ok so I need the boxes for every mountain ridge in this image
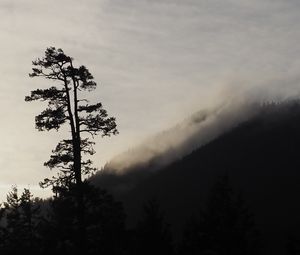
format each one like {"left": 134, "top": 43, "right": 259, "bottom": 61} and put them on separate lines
{"left": 91, "top": 99, "right": 300, "bottom": 254}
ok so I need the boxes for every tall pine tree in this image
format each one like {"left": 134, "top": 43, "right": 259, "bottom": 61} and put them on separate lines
{"left": 25, "top": 47, "right": 118, "bottom": 251}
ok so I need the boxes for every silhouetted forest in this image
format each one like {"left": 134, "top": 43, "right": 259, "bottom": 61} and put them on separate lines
{"left": 17, "top": 47, "right": 300, "bottom": 255}
{"left": 91, "top": 100, "right": 300, "bottom": 255}
{"left": 1, "top": 101, "right": 300, "bottom": 254}
{"left": 0, "top": 175, "right": 265, "bottom": 255}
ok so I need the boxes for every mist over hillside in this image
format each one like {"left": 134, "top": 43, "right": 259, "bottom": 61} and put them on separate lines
{"left": 103, "top": 102, "right": 258, "bottom": 173}
{"left": 92, "top": 94, "right": 298, "bottom": 193}
{"left": 91, "top": 99, "right": 300, "bottom": 254}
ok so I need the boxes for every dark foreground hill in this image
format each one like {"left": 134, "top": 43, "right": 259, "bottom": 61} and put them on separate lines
{"left": 92, "top": 100, "right": 300, "bottom": 254}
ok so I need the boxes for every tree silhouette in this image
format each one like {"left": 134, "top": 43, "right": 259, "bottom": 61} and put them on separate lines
{"left": 39, "top": 181, "right": 126, "bottom": 255}
{"left": 286, "top": 235, "right": 300, "bottom": 255}
{"left": 25, "top": 47, "right": 118, "bottom": 251}
{"left": 2, "top": 187, "right": 41, "bottom": 254}
{"left": 132, "top": 199, "right": 174, "bottom": 255}
{"left": 19, "top": 188, "right": 42, "bottom": 251}
{"left": 180, "top": 176, "right": 261, "bottom": 255}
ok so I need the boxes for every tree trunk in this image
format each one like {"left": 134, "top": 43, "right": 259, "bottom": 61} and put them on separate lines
{"left": 73, "top": 137, "right": 86, "bottom": 253}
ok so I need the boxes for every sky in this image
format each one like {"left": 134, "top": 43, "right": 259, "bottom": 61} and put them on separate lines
{"left": 1, "top": 0, "right": 300, "bottom": 200}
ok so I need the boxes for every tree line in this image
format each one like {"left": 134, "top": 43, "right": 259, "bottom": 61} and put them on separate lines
{"left": 2, "top": 47, "right": 295, "bottom": 254}
{"left": 0, "top": 175, "right": 272, "bottom": 255}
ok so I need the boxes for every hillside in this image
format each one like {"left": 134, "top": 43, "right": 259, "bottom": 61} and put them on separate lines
{"left": 92, "top": 100, "right": 300, "bottom": 254}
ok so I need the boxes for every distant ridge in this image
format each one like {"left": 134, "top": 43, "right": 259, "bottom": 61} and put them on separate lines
{"left": 92, "top": 99, "right": 300, "bottom": 193}
{"left": 91, "top": 99, "right": 300, "bottom": 254}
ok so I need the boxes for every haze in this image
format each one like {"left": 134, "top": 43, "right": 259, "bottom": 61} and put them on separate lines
{"left": 1, "top": 0, "right": 300, "bottom": 200}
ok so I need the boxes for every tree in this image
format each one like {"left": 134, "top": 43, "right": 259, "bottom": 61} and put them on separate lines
{"left": 19, "top": 188, "right": 41, "bottom": 250}
{"left": 132, "top": 199, "right": 174, "bottom": 255}
{"left": 286, "top": 235, "right": 300, "bottom": 255}
{"left": 39, "top": 182, "right": 126, "bottom": 255}
{"left": 2, "top": 187, "right": 41, "bottom": 254}
{"left": 180, "top": 176, "right": 261, "bottom": 255}
{"left": 25, "top": 47, "right": 118, "bottom": 251}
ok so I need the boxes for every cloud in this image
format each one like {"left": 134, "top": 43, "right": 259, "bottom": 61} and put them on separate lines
{"left": 0, "top": 0, "right": 300, "bottom": 199}
{"left": 104, "top": 76, "right": 300, "bottom": 176}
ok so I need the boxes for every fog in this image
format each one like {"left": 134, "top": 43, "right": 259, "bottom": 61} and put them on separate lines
{"left": 100, "top": 63, "right": 300, "bottom": 175}
{"left": 0, "top": 0, "right": 300, "bottom": 200}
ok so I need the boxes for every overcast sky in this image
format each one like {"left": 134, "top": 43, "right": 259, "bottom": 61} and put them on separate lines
{"left": 1, "top": 0, "right": 300, "bottom": 199}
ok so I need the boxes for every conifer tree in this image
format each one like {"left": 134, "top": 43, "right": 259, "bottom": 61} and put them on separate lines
{"left": 25, "top": 47, "right": 118, "bottom": 251}
{"left": 19, "top": 188, "right": 41, "bottom": 250}
{"left": 133, "top": 199, "right": 173, "bottom": 255}
{"left": 42, "top": 182, "right": 126, "bottom": 254}
{"left": 3, "top": 187, "right": 40, "bottom": 254}
{"left": 180, "top": 176, "right": 261, "bottom": 255}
